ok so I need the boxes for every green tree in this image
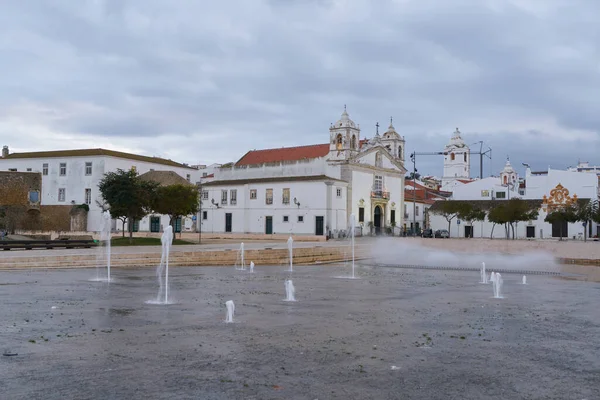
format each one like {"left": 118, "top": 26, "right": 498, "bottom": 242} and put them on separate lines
{"left": 487, "top": 203, "right": 509, "bottom": 239}
{"left": 431, "top": 201, "right": 471, "bottom": 237}
{"left": 544, "top": 205, "right": 578, "bottom": 241}
{"left": 98, "top": 169, "right": 158, "bottom": 243}
{"left": 487, "top": 199, "right": 538, "bottom": 239}
{"left": 504, "top": 199, "right": 539, "bottom": 239}
{"left": 151, "top": 184, "right": 200, "bottom": 237}
{"left": 574, "top": 200, "right": 597, "bottom": 242}
{"left": 592, "top": 200, "right": 600, "bottom": 225}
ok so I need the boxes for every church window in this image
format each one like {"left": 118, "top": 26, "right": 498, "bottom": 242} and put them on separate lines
{"left": 283, "top": 216, "right": 289, "bottom": 222}
{"left": 503, "top": 176, "right": 508, "bottom": 184}
{"left": 374, "top": 175, "right": 383, "bottom": 192}
{"left": 336, "top": 188, "right": 342, "bottom": 197}
{"left": 336, "top": 134, "right": 343, "bottom": 150}
{"left": 464, "top": 153, "right": 467, "bottom": 162}
{"left": 398, "top": 145, "right": 402, "bottom": 158}
{"left": 282, "top": 188, "right": 290, "bottom": 204}
{"left": 250, "top": 189, "right": 257, "bottom": 200}
{"left": 351, "top": 135, "right": 357, "bottom": 149}
{"left": 298, "top": 215, "right": 304, "bottom": 222}
{"left": 358, "top": 207, "right": 365, "bottom": 223}
{"left": 450, "top": 153, "right": 455, "bottom": 161}
{"left": 375, "top": 152, "right": 383, "bottom": 168}
{"left": 265, "top": 189, "right": 273, "bottom": 205}
{"left": 391, "top": 209, "right": 396, "bottom": 224}
{"left": 221, "top": 190, "right": 228, "bottom": 205}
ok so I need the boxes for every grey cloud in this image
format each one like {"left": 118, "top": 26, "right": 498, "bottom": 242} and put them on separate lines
{"left": 0, "top": 0, "right": 598, "bottom": 176}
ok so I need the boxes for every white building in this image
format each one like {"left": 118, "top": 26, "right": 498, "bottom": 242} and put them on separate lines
{"left": 430, "top": 160, "right": 600, "bottom": 239}
{"left": 200, "top": 109, "right": 407, "bottom": 237}
{"left": 441, "top": 128, "right": 472, "bottom": 191}
{"left": 567, "top": 161, "right": 600, "bottom": 175}
{"left": 403, "top": 180, "right": 447, "bottom": 234}
{"left": 450, "top": 159, "right": 521, "bottom": 201}
{"left": 0, "top": 146, "right": 201, "bottom": 232}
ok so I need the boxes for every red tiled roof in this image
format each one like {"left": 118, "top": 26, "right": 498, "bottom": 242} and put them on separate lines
{"left": 457, "top": 179, "right": 475, "bottom": 184}
{"left": 405, "top": 180, "right": 429, "bottom": 190}
{"left": 236, "top": 144, "right": 330, "bottom": 166}
{"left": 404, "top": 189, "right": 439, "bottom": 205}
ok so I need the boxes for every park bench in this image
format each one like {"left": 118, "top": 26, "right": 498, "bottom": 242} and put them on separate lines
{"left": 0, "top": 239, "right": 97, "bottom": 251}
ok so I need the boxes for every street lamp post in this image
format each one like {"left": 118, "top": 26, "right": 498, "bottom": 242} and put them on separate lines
{"left": 410, "top": 152, "right": 417, "bottom": 237}
{"left": 196, "top": 182, "right": 203, "bottom": 245}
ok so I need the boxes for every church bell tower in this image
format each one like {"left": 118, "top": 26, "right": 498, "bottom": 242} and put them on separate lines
{"left": 329, "top": 106, "right": 360, "bottom": 161}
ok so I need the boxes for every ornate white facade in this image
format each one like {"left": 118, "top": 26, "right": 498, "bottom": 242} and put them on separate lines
{"left": 201, "top": 109, "right": 407, "bottom": 237}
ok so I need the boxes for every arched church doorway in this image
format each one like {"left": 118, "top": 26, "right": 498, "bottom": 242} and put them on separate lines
{"left": 374, "top": 206, "right": 382, "bottom": 235}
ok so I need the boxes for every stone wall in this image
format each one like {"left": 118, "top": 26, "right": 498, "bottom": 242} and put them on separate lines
{"left": 39, "top": 205, "right": 72, "bottom": 232}
{"left": 0, "top": 171, "right": 42, "bottom": 232}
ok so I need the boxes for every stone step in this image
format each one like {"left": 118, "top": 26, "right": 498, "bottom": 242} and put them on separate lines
{"left": 0, "top": 246, "right": 371, "bottom": 270}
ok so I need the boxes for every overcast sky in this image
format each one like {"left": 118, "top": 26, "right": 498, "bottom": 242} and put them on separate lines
{"left": 0, "top": 0, "right": 598, "bottom": 177}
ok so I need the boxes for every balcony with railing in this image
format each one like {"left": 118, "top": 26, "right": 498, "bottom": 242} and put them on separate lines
{"left": 370, "top": 189, "right": 390, "bottom": 200}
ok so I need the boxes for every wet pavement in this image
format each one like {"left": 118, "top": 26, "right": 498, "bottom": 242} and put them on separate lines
{"left": 1, "top": 264, "right": 599, "bottom": 400}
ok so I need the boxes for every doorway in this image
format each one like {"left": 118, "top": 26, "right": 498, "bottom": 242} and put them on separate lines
{"left": 315, "top": 216, "right": 324, "bottom": 236}
{"left": 225, "top": 213, "right": 232, "bottom": 233}
{"left": 265, "top": 216, "right": 273, "bottom": 234}
{"left": 551, "top": 220, "right": 568, "bottom": 238}
{"left": 173, "top": 217, "right": 182, "bottom": 233}
{"left": 150, "top": 216, "right": 160, "bottom": 233}
{"left": 464, "top": 225, "right": 473, "bottom": 238}
{"left": 526, "top": 226, "right": 535, "bottom": 238}
{"left": 374, "top": 206, "right": 382, "bottom": 235}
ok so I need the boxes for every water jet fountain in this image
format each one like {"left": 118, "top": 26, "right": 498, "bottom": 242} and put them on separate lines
{"left": 284, "top": 280, "right": 296, "bottom": 302}
{"left": 92, "top": 210, "right": 112, "bottom": 282}
{"left": 249, "top": 261, "right": 255, "bottom": 273}
{"left": 147, "top": 225, "right": 174, "bottom": 304}
{"left": 334, "top": 214, "right": 359, "bottom": 279}
{"left": 225, "top": 300, "right": 235, "bottom": 323}
{"left": 480, "top": 262, "right": 488, "bottom": 284}
{"left": 490, "top": 272, "right": 496, "bottom": 283}
{"left": 235, "top": 243, "right": 246, "bottom": 270}
{"left": 287, "top": 236, "right": 293, "bottom": 272}
{"left": 493, "top": 272, "right": 503, "bottom": 299}
{"left": 522, "top": 275, "right": 527, "bottom": 285}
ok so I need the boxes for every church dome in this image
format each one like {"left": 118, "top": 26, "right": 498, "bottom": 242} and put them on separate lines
{"left": 383, "top": 118, "right": 401, "bottom": 139}
{"left": 333, "top": 107, "right": 357, "bottom": 129}
{"left": 502, "top": 159, "right": 515, "bottom": 174}
{"left": 447, "top": 127, "right": 466, "bottom": 148}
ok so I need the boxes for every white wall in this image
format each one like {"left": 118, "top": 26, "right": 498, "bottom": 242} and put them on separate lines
{"left": 200, "top": 180, "right": 347, "bottom": 235}
{"left": 524, "top": 169, "right": 597, "bottom": 200}
{"left": 451, "top": 176, "right": 519, "bottom": 200}
{"left": 429, "top": 212, "right": 593, "bottom": 240}
{"left": 214, "top": 158, "right": 340, "bottom": 181}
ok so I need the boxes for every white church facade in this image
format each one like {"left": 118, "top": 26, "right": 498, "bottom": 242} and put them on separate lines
{"left": 200, "top": 109, "right": 407, "bottom": 237}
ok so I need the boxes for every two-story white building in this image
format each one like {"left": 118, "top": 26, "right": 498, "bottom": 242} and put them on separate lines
{"left": 200, "top": 109, "right": 407, "bottom": 237}
{"left": 0, "top": 146, "right": 201, "bottom": 232}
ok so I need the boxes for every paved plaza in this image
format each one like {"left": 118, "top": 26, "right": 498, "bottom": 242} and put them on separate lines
{"left": 1, "top": 263, "right": 598, "bottom": 399}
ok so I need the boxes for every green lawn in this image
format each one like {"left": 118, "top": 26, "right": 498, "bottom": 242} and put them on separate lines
{"left": 110, "top": 237, "right": 195, "bottom": 246}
